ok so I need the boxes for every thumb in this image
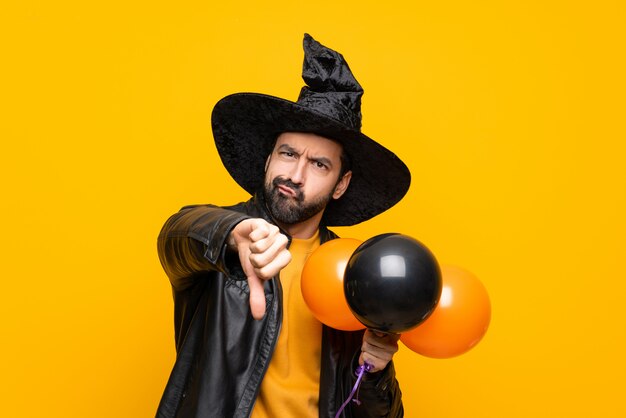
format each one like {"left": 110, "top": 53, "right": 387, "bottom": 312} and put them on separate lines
{"left": 238, "top": 243, "right": 267, "bottom": 320}
{"left": 247, "top": 274, "right": 266, "bottom": 320}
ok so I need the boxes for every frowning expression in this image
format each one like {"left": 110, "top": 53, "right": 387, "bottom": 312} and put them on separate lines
{"left": 263, "top": 132, "right": 351, "bottom": 225}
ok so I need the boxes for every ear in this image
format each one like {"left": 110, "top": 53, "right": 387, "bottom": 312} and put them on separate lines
{"left": 332, "top": 171, "right": 352, "bottom": 200}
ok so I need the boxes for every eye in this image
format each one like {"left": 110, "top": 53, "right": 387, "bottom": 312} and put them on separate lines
{"left": 313, "top": 161, "right": 329, "bottom": 170}
{"left": 280, "top": 151, "right": 296, "bottom": 158}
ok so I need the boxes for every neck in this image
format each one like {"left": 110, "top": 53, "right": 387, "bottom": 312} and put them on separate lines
{"left": 277, "top": 211, "right": 324, "bottom": 239}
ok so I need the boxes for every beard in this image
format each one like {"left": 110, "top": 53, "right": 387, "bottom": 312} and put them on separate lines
{"left": 263, "top": 176, "right": 334, "bottom": 225}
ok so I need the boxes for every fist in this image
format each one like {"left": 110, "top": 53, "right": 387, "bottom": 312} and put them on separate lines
{"left": 359, "top": 330, "right": 400, "bottom": 373}
{"left": 229, "top": 218, "right": 291, "bottom": 319}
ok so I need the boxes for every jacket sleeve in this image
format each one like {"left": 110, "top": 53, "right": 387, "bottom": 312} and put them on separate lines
{"left": 350, "top": 359, "right": 404, "bottom": 418}
{"left": 157, "top": 204, "right": 251, "bottom": 291}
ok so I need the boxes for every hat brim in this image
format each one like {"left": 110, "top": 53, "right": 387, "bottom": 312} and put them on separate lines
{"left": 211, "top": 93, "right": 411, "bottom": 226}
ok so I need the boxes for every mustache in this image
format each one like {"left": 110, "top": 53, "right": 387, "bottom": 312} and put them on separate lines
{"left": 272, "top": 177, "right": 304, "bottom": 202}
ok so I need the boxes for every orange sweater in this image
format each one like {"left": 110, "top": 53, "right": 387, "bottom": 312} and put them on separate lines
{"left": 251, "top": 231, "right": 322, "bottom": 418}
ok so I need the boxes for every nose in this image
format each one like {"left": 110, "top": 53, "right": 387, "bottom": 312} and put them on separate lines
{"left": 289, "top": 159, "right": 306, "bottom": 185}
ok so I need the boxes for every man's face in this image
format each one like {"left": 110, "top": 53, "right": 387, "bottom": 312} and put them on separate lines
{"left": 263, "top": 132, "right": 351, "bottom": 225}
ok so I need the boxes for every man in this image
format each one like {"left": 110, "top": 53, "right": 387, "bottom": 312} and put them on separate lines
{"left": 156, "top": 34, "right": 411, "bottom": 418}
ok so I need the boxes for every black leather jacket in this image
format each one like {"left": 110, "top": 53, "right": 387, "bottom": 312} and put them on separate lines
{"left": 156, "top": 195, "right": 403, "bottom": 418}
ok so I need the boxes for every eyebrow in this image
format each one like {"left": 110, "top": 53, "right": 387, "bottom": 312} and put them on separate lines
{"left": 277, "top": 143, "right": 297, "bottom": 153}
{"left": 277, "top": 143, "right": 334, "bottom": 168}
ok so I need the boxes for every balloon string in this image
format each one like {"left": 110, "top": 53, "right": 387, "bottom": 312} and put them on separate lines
{"left": 334, "top": 362, "right": 373, "bottom": 418}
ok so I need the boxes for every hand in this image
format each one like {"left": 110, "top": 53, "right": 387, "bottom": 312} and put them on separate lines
{"left": 359, "top": 329, "right": 400, "bottom": 373}
{"left": 229, "top": 218, "right": 291, "bottom": 320}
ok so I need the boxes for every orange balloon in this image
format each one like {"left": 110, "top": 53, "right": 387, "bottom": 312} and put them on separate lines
{"left": 401, "top": 265, "right": 491, "bottom": 358}
{"left": 301, "top": 238, "right": 365, "bottom": 331}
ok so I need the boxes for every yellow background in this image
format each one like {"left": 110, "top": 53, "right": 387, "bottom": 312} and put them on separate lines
{"left": 2, "top": 1, "right": 625, "bottom": 417}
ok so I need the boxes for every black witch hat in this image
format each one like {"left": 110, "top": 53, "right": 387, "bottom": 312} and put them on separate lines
{"left": 211, "top": 34, "right": 410, "bottom": 226}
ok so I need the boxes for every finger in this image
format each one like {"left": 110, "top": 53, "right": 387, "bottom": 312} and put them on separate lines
{"left": 359, "top": 345, "right": 394, "bottom": 373}
{"left": 248, "top": 221, "right": 274, "bottom": 243}
{"left": 247, "top": 274, "right": 266, "bottom": 320}
{"left": 254, "top": 248, "right": 292, "bottom": 280}
{"left": 249, "top": 233, "right": 289, "bottom": 269}
{"left": 232, "top": 219, "right": 261, "bottom": 241}
{"left": 362, "top": 339, "right": 396, "bottom": 362}
{"left": 362, "top": 334, "right": 399, "bottom": 357}
{"left": 249, "top": 225, "right": 281, "bottom": 254}
{"left": 359, "top": 352, "right": 385, "bottom": 373}
{"left": 364, "top": 329, "right": 400, "bottom": 347}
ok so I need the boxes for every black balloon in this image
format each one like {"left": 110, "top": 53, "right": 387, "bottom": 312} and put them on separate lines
{"left": 343, "top": 233, "right": 442, "bottom": 333}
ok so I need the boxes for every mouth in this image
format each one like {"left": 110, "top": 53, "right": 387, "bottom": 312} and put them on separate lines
{"left": 272, "top": 178, "right": 304, "bottom": 202}
{"left": 277, "top": 184, "right": 297, "bottom": 198}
